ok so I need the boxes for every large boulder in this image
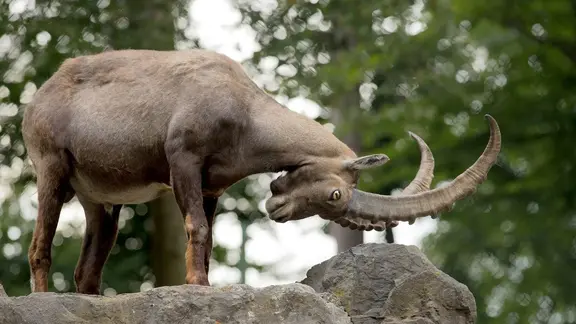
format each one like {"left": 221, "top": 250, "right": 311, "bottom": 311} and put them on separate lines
{"left": 300, "top": 243, "right": 476, "bottom": 324}
{"left": 0, "top": 243, "right": 476, "bottom": 324}
{"left": 0, "top": 283, "right": 350, "bottom": 324}
{"left": 381, "top": 270, "right": 476, "bottom": 324}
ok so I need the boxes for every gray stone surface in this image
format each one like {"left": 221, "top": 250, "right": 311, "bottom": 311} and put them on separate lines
{"left": 381, "top": 270, "right": 476, "bottom": 324}
{"left": 300, "top": 243, "right": 476, "bottom": 324}
{"left": 0, "top": 243, "right": 476, "bottom": 324}
{"left": 0, "top": 283, "right": 351, "bottom": 324}
{"left": 382, "top": 319, "right": 434, "bottom": 324}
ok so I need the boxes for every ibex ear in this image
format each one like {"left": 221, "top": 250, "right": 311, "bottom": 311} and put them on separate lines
{"left": 343, "top": 154, "right": 390, "bottom": 170}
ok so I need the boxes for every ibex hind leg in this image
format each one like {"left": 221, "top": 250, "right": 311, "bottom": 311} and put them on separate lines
{"left": 28, "top": 150, "right": 72, "bottom": 293}
{"left": 74, "top": 195, "right": 121, "bottom": 295}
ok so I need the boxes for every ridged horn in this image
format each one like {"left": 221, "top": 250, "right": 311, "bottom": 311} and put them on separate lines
{"left": 334, "top": 131, "right": 435, "bottom": 231}
{"left": 344, "top": 114, "right": 501, "bottom": 223}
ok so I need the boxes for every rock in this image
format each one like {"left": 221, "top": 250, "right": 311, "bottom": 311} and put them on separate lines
{"left": 300, "top": 243, "right": 438, "bottom": 323}
{"left": 382, "top": 270, "right": 476, "bottom": 324}
{"left": 0, "top": 243, "right": 476, "bottom": 324}
{"left": 382, "top": 319, "right": 434, "bottom": 324}
{"left": 0, "top": 283, "right": 351, "bottom": 324}
{"left": 300, "top": 243, "right": 476, "bottom": 324}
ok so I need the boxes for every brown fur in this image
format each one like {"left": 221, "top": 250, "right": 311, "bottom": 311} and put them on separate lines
{"left": 22, "top": 49, "right": 390, "bottom": 294}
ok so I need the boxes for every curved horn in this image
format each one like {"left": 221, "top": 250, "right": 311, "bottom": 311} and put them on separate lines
{"left": 401, "top": 131, "right": 435, "bottom": 195}
{"left": 345, "top": 114, "right": 501, "bottom": 223}
{"left": 334, "top": 130, "right": 436, "bottom": 231}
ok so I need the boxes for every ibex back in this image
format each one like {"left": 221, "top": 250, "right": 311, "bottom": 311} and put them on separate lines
{"left": 21, "top": 49, "right": 501, "bottom": 294}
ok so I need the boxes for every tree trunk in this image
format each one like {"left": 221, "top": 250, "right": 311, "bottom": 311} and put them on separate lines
{"left": 328, "top": 93, "right": 364, "bottom": 253}
{"left": 148, "top": 193, "right": 186, "bottom": 286}
{"left": 328, "top": 222, "right": 364, "bottom": 253}
{"left": 107, "top": 0, "right": 188, "bottom": 287}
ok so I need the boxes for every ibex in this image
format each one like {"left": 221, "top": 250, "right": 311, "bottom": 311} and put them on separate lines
{"left": 21, "top": 49, "right": 501, "bottom": 295}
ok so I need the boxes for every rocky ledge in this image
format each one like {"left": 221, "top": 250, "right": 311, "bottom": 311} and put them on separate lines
{"left": 0, "top": 244, "right": 476, "bottom": 324}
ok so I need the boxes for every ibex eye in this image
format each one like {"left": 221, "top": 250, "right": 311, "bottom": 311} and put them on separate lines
{"left": 330, "top": 189, "right": 341, "bottom": 200}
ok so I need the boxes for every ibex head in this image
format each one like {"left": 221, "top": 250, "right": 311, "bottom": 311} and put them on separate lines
{"left": 265, "top": 154, "right": 388, "bottom": 221}
{"left": 266, "top": 115, "right": 501, "bottom": 230}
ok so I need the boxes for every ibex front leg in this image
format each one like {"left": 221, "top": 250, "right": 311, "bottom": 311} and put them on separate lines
{"left": 168, "top": 152, "right": 210, "bottom": 286}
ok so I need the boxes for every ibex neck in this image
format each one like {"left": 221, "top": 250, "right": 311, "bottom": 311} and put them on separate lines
{"left": 240, "top": 99, "right": 356, "bottom": 175}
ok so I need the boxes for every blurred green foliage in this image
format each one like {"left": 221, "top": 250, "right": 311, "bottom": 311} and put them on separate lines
{"left": 238, "top": 0, "right": 576, "bottom": 322}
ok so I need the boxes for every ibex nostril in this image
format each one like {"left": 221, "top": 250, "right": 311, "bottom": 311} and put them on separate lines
{"left": 270, "top": 180, "right": 281, "bottom": 195}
